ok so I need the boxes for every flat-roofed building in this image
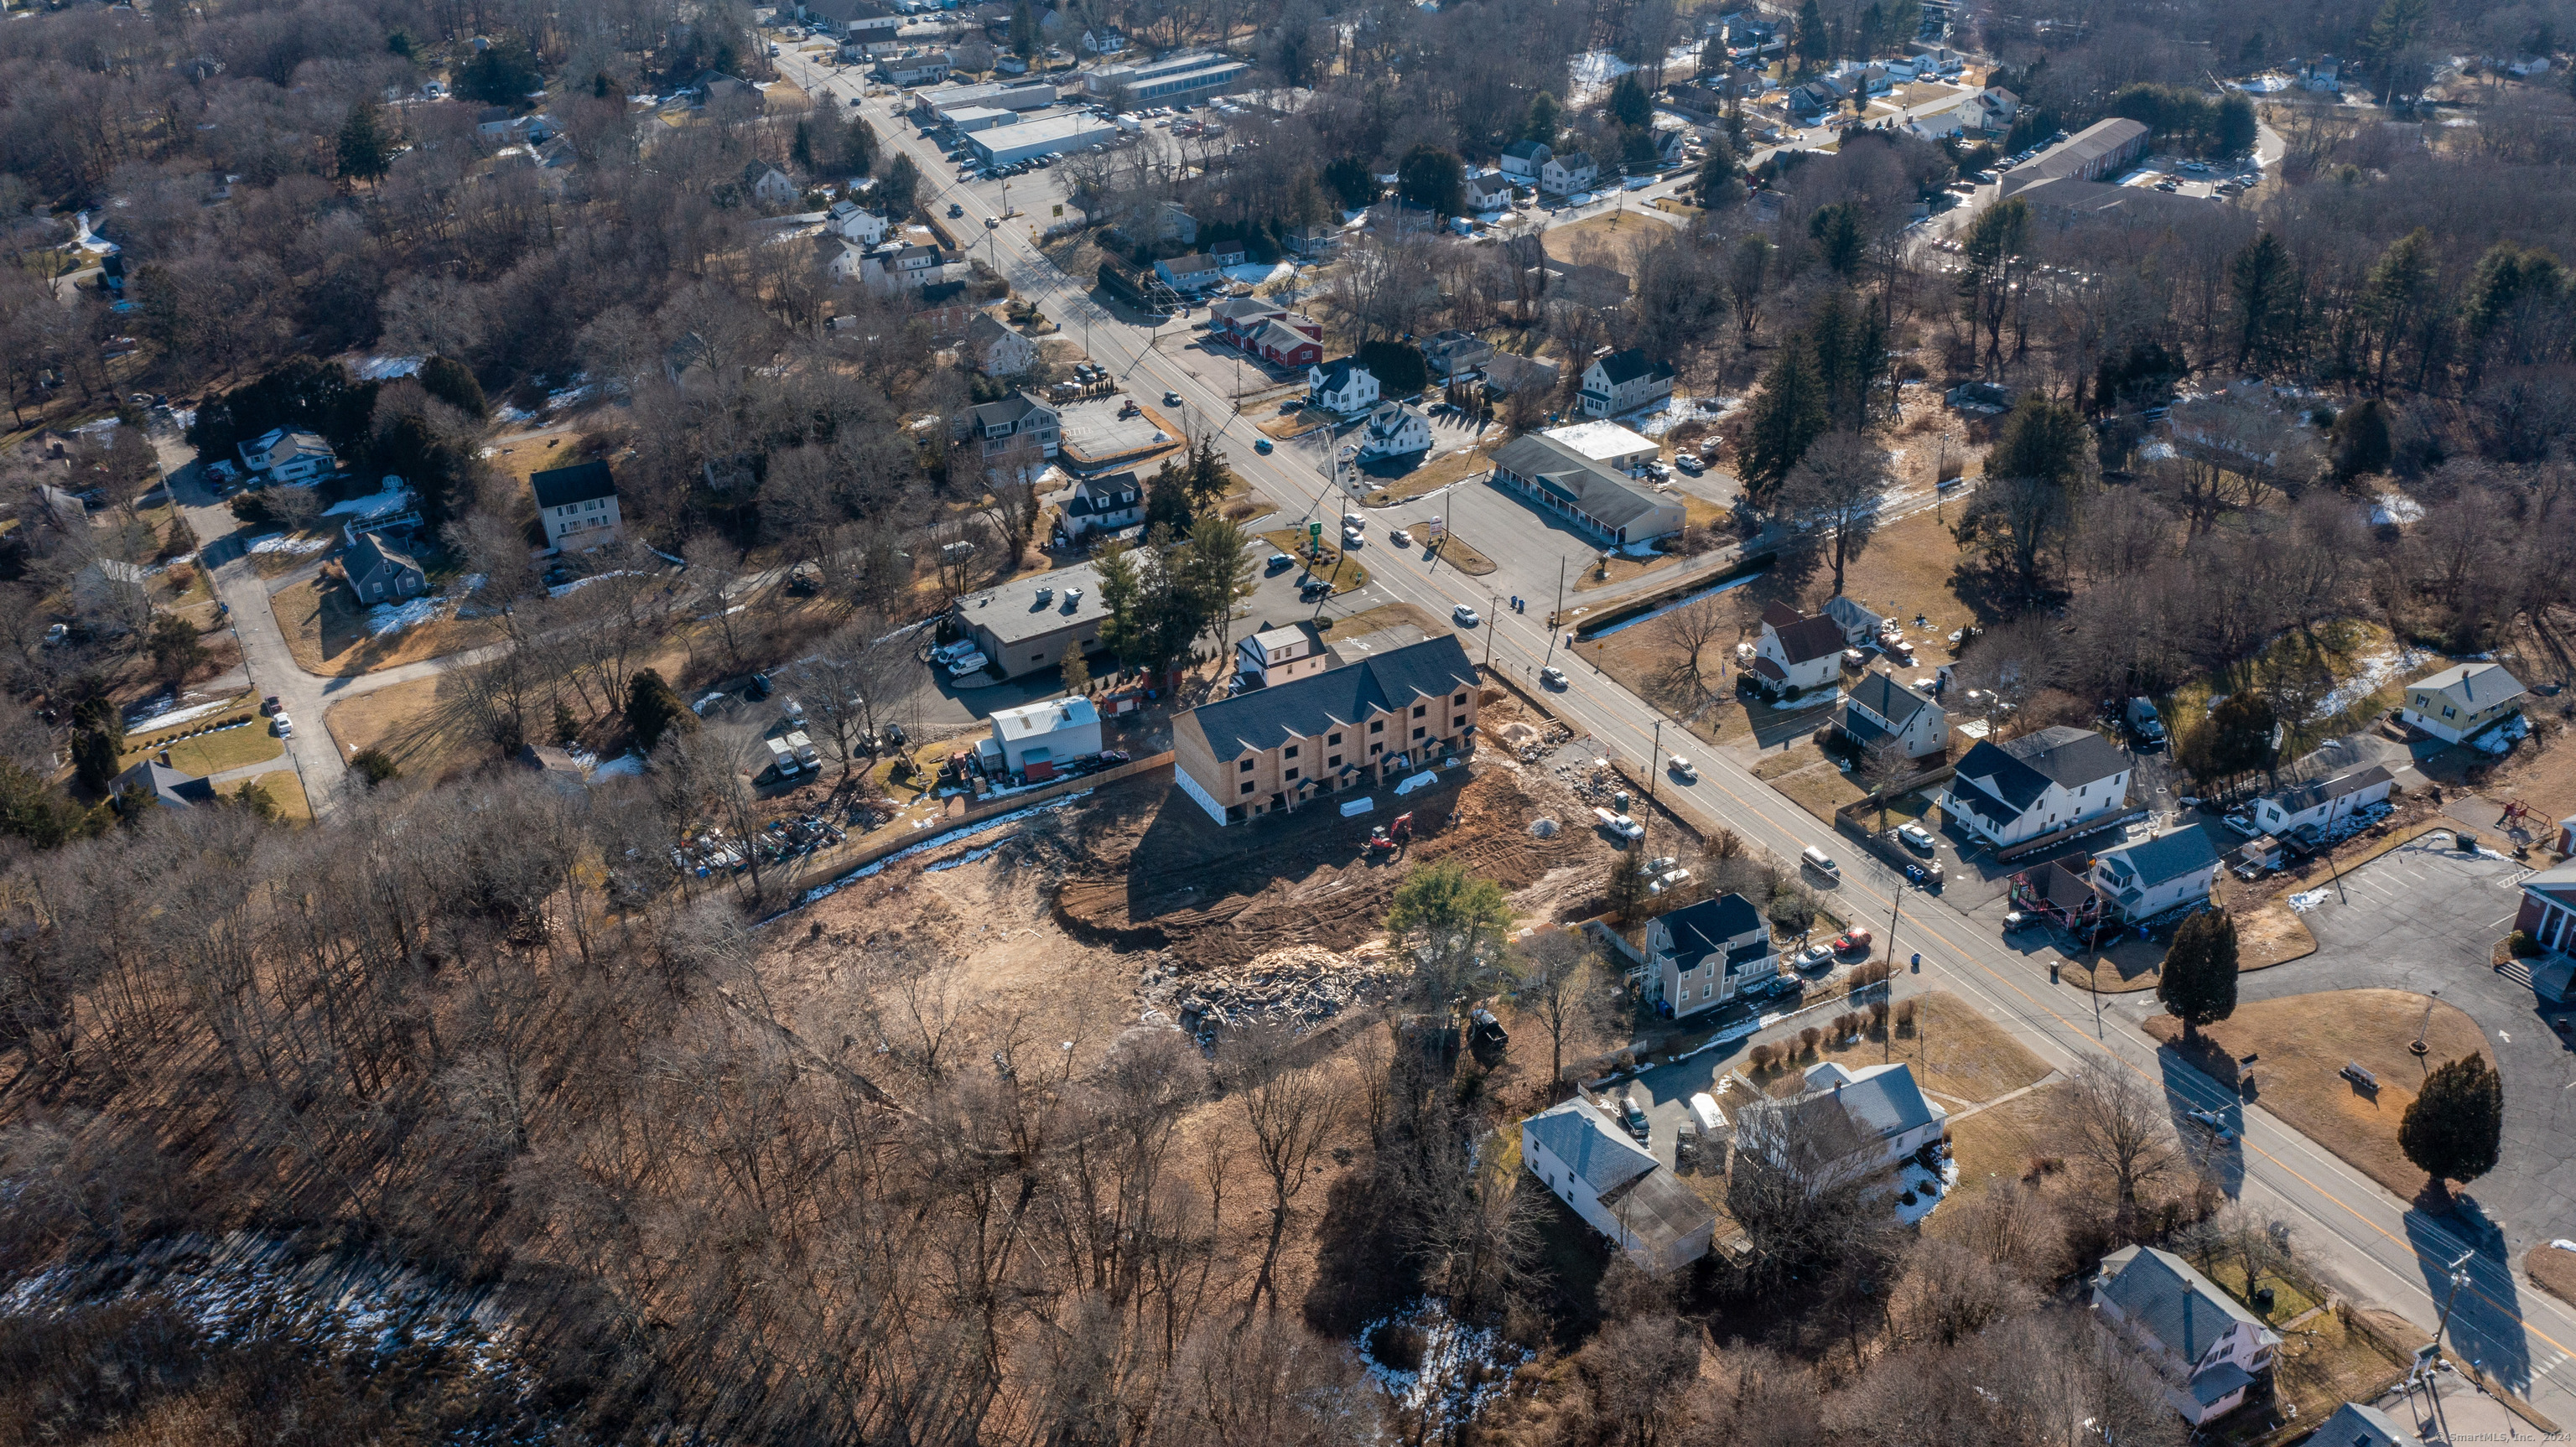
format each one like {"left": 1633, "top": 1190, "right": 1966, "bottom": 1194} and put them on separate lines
{"left": 968, "top": 112, "right": 1121, "bottom": 165}
{"left": 948, "top": 563, "right": 1108, "bottom": 679}
{"left": 1487, "top": 431, "right": 1685, "bottom": 547}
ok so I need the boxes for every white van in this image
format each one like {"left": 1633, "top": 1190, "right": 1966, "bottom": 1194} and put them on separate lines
{"left": 766, "top": 737, "right": 802, "bottom": 778}
{"left": 1801, "top": 845, "right": 1839, "bottom": 878}
{"left": 1687, "top": 1092, "right": 1727, "bottom": 1137}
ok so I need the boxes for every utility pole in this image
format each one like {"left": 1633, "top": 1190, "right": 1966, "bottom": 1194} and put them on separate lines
{"left": 1484, "top": 592, "right": 1501, "bottom": 669}
{"left": 1545, "top": 557, "right": 1567, "bottom": 661}
{"left": 1644, "top": 718, "right": 1662, "bottom": 854}
{"left": 2432, "top": 1248, "right": 2475, "bottom": 1362}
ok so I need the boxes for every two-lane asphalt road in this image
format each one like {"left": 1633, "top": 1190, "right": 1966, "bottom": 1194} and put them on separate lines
{"left": 787, "top": 54, "right": 2576, "bottom": 1420}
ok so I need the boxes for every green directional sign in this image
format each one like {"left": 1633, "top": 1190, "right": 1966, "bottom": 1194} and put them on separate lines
{"left": 1309, "top": 521, "right": 1322, "bottom": 537}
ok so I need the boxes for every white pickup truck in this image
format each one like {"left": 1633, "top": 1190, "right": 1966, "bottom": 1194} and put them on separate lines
{"left": 1592, "top": 806, "right": 1644, "bottom": 841}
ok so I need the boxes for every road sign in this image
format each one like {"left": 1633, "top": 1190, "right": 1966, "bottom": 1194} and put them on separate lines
{"left": 1308, "top": 521, "right": 1322, "bottom": 537}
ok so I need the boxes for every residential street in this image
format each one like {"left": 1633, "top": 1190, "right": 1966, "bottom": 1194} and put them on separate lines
{"left": 787, "top": 51, "right": 2576, "bottom": 1423}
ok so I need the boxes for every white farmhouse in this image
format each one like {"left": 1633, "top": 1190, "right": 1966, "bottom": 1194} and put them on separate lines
{"left": 1939, "top": 725, "right": 2132, "bottom": 848}
{"left": 2086, "top": 830, "right": 2221, "bottom": 923}
{"left": 1836, "top": 672, "right": 1947, "bottom": 759}
{"left": 1498, "top": 139, "right": 1551, "bottom": 179}
{"left": 2091, "top": 1246, "right": 2281, "bottom": 1424}
{"left": 963, "top": 313, "right": 1037, "bottom": 377}
{"left": 1539, "top": 148, "right": 1599, "bottom": 196}
{"left": 1734, "top": 1061, "right": 1948, "bottom": 1183}
{"left": 2251, "top": 764, "right": 2395, "bottom": 839}
{"left": 1306, "top": 357, "right": 1381, "bottom": 414}
{"left": 1750, "top": 601, "right": 1848, "bottom": 699}
{"left": 828, "top": 200, "right": 890, "bottom": 245}
{"left": 236, "top": 428, "right": 337, "bottom": 486}
{"left": 530, "top": 459, "right": 621, "bottom": 551}
{"left": 1519, "top": 1098, "right": 1716, "bottom": 1274}
{"left": 1354, "top": 400, "right": 1431, "bottom": 459}
{"left": 2398, "top": 662, "right": 2527, "bottom": 744}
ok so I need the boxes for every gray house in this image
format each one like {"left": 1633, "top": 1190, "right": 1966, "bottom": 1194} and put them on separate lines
{"left": 1836, "top": 672, "right": 1947, "bottom": 759}
{"left": 111, "top": 759, "right": 217, "bottom": 811}
{"left": 343, "top": 531, "right": 428, "bottom": 604}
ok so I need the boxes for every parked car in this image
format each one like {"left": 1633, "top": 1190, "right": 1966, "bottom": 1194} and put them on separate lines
{"left": 1897, "top": 822, "right": 1937, "bottom": 853}
{"left": 272, "top": 713, "right": 294, "bottom": 738}
{"left": 2223, "top": 812, "right": 2261, "bottom": 838}
{"left": 1620, "top": 1096, "right": 1651, "bottom": 1139}
{"left": 1833, "top": 926, "right": 1874, "bottom": 954}
{"left": 1265, "top": 552, "right": 1295, "bottom": 571}
{"left": 1795, "top": 943, "right": 1836, "bottom": 970}
{"left": 259, "top": 695, "right": 282, "bottom": 716}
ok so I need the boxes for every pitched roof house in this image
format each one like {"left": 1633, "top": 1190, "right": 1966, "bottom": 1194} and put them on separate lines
{"left": 2309, "top": 1403, "right": 2423, "bottom": 1447}
{"left": 1153, "top": 252, "right": 1226, "bottom": 293}
{"left": 2091, "top": 1246, "right": 2281, "bottom": 1424}
{"left": 1579, "top": 349, "right": 1676, "bottom": 418}
{"left": 1498, "top": 139, "right": 1552, "bottom": 179}
{"left": 1422, "top": 329, "right": 1495, "bottom": 378}
{"left": 968, "top": 392, "right": 1062, "bottom": 459}
{"left": 1057, "top": 470, "right": 1141, "bottom": 541}
{"left": 1735, "top": 1061, "right": 1948, "bottom": 1185}
{"left": 2085, "top": 829, "right": 2221, "bottom": 922}
{"left": 1355, "top": 400, "right": 1431, "bottom": 459}
{"left": 530, "top": 459, "right": 622, "bottom": 551}
{"left": 1649, "top": 892, "right": 1778, "bottom": 1019}
{"left": 2252, "top": 764, "right": 2395, "bottom": 839}
{"left": 1836, "top": 671, "right": 1946, "bottom": 759}
{"left": 1940, "top": 726, "right": 2132, "bottom": 848}
{"left": 1539, "top": 149, "right": 1598, "bottom": 196}
{"left": 111, "top": 759, "right": 217, "bottom": 811}
{"left": 342, "top": 531, "right": 428, "bottom": 604}
{"left": 1751, "top": 602, "right": 1848, "bottom": 698}
{"left": 1520, "top": 1098, "right": 1716, "bottom": 1273}
{"left": 963, "top": 313, "right": 1037, "bottom": 376}
{"left": 741, "top": 161, "right": 800, "bottom": 210}
{"left": 1171, "top": 635, "right": 1479, "bottom": 824}
{"left": 2398, "top": 661, "right": 2527, "bottom": 744}
{"left": 2511, "top": 859, "right": 2576, "bottom": 973}
{"left": 1307, "top": 357, "right": 1382, "bottom": 413}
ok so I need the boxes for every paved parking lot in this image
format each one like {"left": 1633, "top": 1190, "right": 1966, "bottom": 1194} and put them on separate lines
{"left": 2118, "top": 834, "right": 2576, "bottom": 1234}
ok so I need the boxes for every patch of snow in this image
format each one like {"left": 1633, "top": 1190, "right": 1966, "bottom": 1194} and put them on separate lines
{"left": 127, "top": 697, "right": 234, "bottom": 732}
{"left": 1637, "top": 396, "right": 1737, "bottom": 438}
{"left": 351, "top": 355, "right": 424, "bottom": 380}
{"left": 2287, "top": 889, "right": 2329, "bottom": 912}
{"left": 543, "top": 382, "right": 597, "bottom": 411}
{"left": 548, "top": 569, "right": 641, "bottom": 598}
{"left": 321, "top": 483, "right": 414, "bottom": 519}
{"left": 1222, "top": 260, "right": 1293, "bottom": 286}
{"left": 590, "top": 752, "right": 646, "bottom": 779}
{"left": 2371, "top": 492, "right": 2425, "bottom": 526}
{"left": 1893, "top": 1156, "right": 1959, "bottom": 1225}
{"left": 2311, "top": 646, "right": 2429, "bottom": 721}
{"left": 362, "top": 596, "right": 446, "bottom": 636}
{"left": 1353, "top": 1299, "right": 1530, "bottom": 1434}
{"left": 2139, "top": 439, "right": 2178, "bottom": 460}
{"left": 782, "top": 791, "right": 1094, "bottom": 914}
{"left": 245, "top": 533, "right": 333, "bottom": 555}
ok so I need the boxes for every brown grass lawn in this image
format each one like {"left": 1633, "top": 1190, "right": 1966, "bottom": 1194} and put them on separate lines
{"left": 482, "top": 424, "right": 587, "bottom": 484}
{"left": 1321, "top": 600, "right": 1446, "bottom": 642}
{"left": 1753, "top": 740, "right": 1831, "bottom": 781}
{"left": 325, "top": 675, "right": 469, "bottom": 781}
{"left": 1360, "top": 441, "right": 1496, "bottom": 506}
{"left": 1819, "top": 508, "right": 1982, "bottom": 653}
{"left": 2527, "top": 1243, "right": 2576, "bottom": 1310}
{"left": 1571, "top": 547, "right": 1689, "bottom": 593}
{"left": 1930, "top": 1083, "right": 2064, "bottom": 1201}
{"left": 2145, "top": 989, "right": 2492, "bottom": 1199}
{"left": 1426, "top": 531, "right": 1498, "bottom": 577}
{"left": 1540, "top": 212, "right": 1664, "bottom": 272}
{"left": 1774, "top": 763, "right": 1867, "bottom": 823}
{"left": 245, "top": 769, "right": 313, "bottom": 822}
{"left": 276, "top": 575, "right": 499, "bottom": 677}
{"left": 2057, "top": 892, "right": 2317, "bottom": 996}
{"left": 140, "top": 722, "right": 284, "bottom": 777}
{"left": 1752, "top": 990, "right": 2051, "bottom": 1110}
{"left": 2238, "top": 1309, "right": 2418, "bottom": 1445}
{"left": 1256, "top": 530, "right": 1369, "bottom": 594}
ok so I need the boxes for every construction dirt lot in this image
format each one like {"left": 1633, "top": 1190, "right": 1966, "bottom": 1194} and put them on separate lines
{"left": 752, "top": 692, "right": 1631, "bottom": 1054}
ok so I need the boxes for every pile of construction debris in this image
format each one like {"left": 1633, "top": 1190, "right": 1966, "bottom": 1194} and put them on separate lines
{"left": 1500, "top": 719, "right": 1575, "bottom": 762}
{"left": 1140, "top": 945, "right": 1406, "bottom": 1035}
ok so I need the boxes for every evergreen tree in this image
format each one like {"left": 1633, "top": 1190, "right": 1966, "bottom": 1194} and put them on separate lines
{"left": 2156, "top": 910, "right": 2239, "bottom": 1044}
{"left": 1737, "top": 344, "right": 1829, "bottom": 495}
{"left": 233, "top": 780, "right": 282, "bottom": 821}
{"left": 1060, "top": 648, "right": 1092, "bottom": 695}
{"left": 844, "top": 111, "right": 875, "bottom": 174}
{"left": 418, "top": 355, "right": 488, "bottom": 418}
{"left": 792, "top": 119, "right": 816, "bottom": 172}
{"left": 1989, "top": 393, "right": 2089, "bottom": 486}
{"left": 1795, "top": 0, "right": 1829, "bottom": 70}
{"left": 2231, "top": 231, "right": 2302, "bottom": 373}
{"left": 1396, "top": 144, "right": 1467, "bottom": 215}
{"left": 2332, "top": 397, "right": 2392, "bottom": 479}
{"left": 1808, "top": 201, "right": 1865, "bottom": 277}
{"left": 1524, "top": 90, "right": 1563, "bottom": 146}
{"left": 1607, "top": 73, "right": 1651, "bottom": 127}
{"left": 351, "top": 749, "right": 400, "bottom": 786}
{"left": 1143, "top": 456, "right": 1192, "bottom": 537}
{"left": 2399, "top": 1053, "right": 2503, "bottom": 1188}
{"left": 626, "top": 669, "right": 693, "bottom": 753}
{"left": 1322, "top": 155, "right": 1377, "bottom": 210}
{"left": 458, "top": 37, "right": 543, "bottom": 107}
{"left": 1355, "top": 338, "right": 1431, "bottom": 397}
{"left": 72, "top": 728, "right": 121, "bottom": 796}
{"left": 1606, "top": 844, "right": 1649, "bottom": 924}
{"left": 336, "top": 101, "right": 394, "bottom": 185}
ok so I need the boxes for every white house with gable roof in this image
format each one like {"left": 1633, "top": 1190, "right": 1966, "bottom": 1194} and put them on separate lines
{"left": 1520, "top": 1098, "right": 1716, "bottom": 1273}
{"left": 2091, "top": 1246, "right": 2281, "bottom": 1424}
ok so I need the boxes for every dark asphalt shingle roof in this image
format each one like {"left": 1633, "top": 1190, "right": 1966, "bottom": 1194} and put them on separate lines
{"left": 1311, "top": 356, "right": 1370, "bottom": 394}
{"left": 1590, "top": 348, "right": 1670, "bottom": 387}
{"left": 1488, "top": 432, "right": 1668, "bottom": 532}
{"left": 2097, "top": 1246, "right": 2264, "bottom": 1365}
{"left": 2095, "top": 828, "right": 2220, "bottom": 889}
{"left": 113, "top": 760, "right": 216, "bottom": 809}
{"left": 530, "top": 459, "right": 616, "bottom": 508}
{"left": 1846, "top": 672, "right": 1933, "bottom": 728}
{"left": 1179, "top": 635, "right": 1477, "bottom": 759}
{"left": 1598, "top": 1164, "right": 1714, "bottom": 1254}
{"left": 2268, "top": 764, "right": 2394, "bottom": 815}
{"left": 1954, "top": 726, "right": 2125, "bottom": 812}
{"left": 1650, "top": 892, "right": 1763, "bottom": 972}
{"left": 1524, "top": 1100, "right": 1655, "bottom": 1191}
{"left": 2313, "top": 1403, "right": 2423, "bottom": 1447}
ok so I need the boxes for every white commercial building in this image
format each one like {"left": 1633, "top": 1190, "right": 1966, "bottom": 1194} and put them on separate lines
{"left": 1540, "top": 420, "right": 1659, "bottom": 472}
{"left": 969, "top": 112, "right": 1121, "bottom": 165}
